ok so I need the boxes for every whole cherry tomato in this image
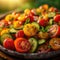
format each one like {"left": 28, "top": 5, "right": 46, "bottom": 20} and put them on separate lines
{"left": 37, "top": 19, "right": 48, "bottom": 27}
{"left": 14, "top": 38, "right": 31, "bottom": 53}
{"left": 3, "top": 38, "right": 15, "bottom": 50}
{"left": 27, "top": 13, "right": 34, "bottom": 22}
{"left": 54, "top": 15, "right": 60, "bottom": 23}
{"left": 16, "top": 30, "right": 24, "bottom": 38}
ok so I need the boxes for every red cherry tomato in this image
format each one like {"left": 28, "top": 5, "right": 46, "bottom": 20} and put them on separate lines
{"left": 48, "top": 24, "right": 60, "bottom": 38}
{"left": 16, "top": 30, "right": 24, "bottom": 38}
{"left": 14, "top": 38, "right": 31, "bottom": 53}
{"left": 3, "top": 38, "right": 15, "bottom": 50}
{"left": 54, "top": 15, "right": 60, "bottom": 23}
{"left": 37, "top": 41, "right": 50, "bottom": 53}
{"left": 28, "top": 13, "right": 34, "bottom": 22}
{"left": 37, "top": 19, "right": 48, "bottom": 27}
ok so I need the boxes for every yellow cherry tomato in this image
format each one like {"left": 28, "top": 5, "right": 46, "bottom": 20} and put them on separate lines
{"left": 23, "top": 24, "right": 37, "bottom": 36}
{"left": 5, "top": 14, "right": 14, "bottom": 21}
{"left": 1, "top": 28, "right": 9, "bottom": 35}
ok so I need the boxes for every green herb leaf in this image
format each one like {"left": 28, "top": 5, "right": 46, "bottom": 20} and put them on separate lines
{"left": 24, "top": 18, "right": 30, "bottom": 25}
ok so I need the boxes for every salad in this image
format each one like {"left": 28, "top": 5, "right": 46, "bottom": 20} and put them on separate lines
{"left": 0, "top": 4, "right": 60, "bottom": 53}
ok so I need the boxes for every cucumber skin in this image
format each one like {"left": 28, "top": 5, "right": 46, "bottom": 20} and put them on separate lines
{"left": 0, "top": 33, "right": 12, "bottom": 44}
{"left": 38, "top": 39, "right": 46, "bottom": 45}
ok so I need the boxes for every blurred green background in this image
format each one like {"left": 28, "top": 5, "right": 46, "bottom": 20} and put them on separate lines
{"left": 0, "top": 0, "right": 60, "bottom": 14}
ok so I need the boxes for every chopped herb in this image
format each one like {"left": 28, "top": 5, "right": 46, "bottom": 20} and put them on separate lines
{"left": 40, "top": 26, "right": 45, "bottom": 32}
{"left": 24, "top": 18, "right": 30, "bottom": 25}
{"left": 48, "top": 45, "right": 51, "bottom": 48}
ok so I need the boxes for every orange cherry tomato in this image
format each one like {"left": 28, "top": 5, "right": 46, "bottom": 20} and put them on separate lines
{"left": 14, "top": 38, "right": 31, "bottom": 53}
{"left": 49, "top": 38, "right": 60, "bottom": 50}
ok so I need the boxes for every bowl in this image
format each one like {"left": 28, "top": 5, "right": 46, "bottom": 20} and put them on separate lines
{"left": 0, "top": 11, "right": 60, "bottom": 59}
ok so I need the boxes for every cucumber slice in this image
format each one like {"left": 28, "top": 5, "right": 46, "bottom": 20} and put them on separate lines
{"left": 9, "top": 28, "right": 17, "bottom": 34}
{"left": 48, "top": 12, "right": 56, "bottom": 18}
{"left": 0, "top": 33, "right": 12, "bottom": 44}
{"left": 32, "top": 22, "right": 40, "bottom": 31}
{"left": 14, "top": 25, "right": 23, "bottom": 30}
{"left": 28, "top": 38, "right": 38, "bottom": 53}
{"left": 38, "top": 39, "right": 46, "bottom": 45}
{"left": 49, "top": 19, "right": 53, "bottom": 25}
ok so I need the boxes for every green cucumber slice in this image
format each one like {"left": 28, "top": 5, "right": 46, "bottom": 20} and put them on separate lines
{"left": 9, "top": 28, "right": 17, "bottom": 34}
{"left": 48, "top": 12, "right": 56, "bottom": 18}
{"left": 49, "top": 19, "right": 53, "bottom": 25}
{"left": 38, "top": 39, "right": 46, "bottom": 45}
{"left": 29, "top": 38, "right": 38, "bottom": 53}
{"left": 14, "top": 25, "right": 23, "bottom": 30}
{"left": 0, "top": 33, "right": 12, "bottom": 44}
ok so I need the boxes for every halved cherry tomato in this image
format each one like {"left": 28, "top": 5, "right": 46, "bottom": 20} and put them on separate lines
{"left": 27, "top": 13, "right": 34, "bottom": 22}
{"left": 37, "top": 19, "right": 48, "bottom": 27}
{"left": 14, "top": 38, "right": 31, "bottom": 53}
{"left": 37, "top": 41, "right": 50, "bottom": 53}
{"left": 3, "top": 38, "right": 15, "bottom": 50}
{"left": 49, "top": 38, "right": 60, "bottom": 50}
{"left": 48, "top": 24, "right": 60, "bottom": 37}
{"left": 16, "top": 30, "right": 24, "bottom": 38}
{"left": 54, "top": 15, "right": 60, "bottom": 23}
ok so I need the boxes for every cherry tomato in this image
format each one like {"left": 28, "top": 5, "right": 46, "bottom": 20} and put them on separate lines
{"left": 49, "top": 7, "right": 58, "bottom": 12}
{"left": 48, "top": 24, "right": 60, "bottom": 37}
{"left": 49, "top": 38, "right": 60, "bottom": 50}
{"left": 37, "top": 19, "right": 48, "bottom": 27}
{"left": 30, "top": 9, "right": 37, "bottom": 15}
{"left": 42, "top": 4, "right": 48, "bottom": 10}
{"left": 3, "top": 38, "right": 15, "bottom": 50}
{"left": 14, "top": 38, "right": 31, "bottom": 53}
{"left": 54, "top": 15, "right": 60, "bottom": 23}
{"left": 16, "top": 30, "right": 24, "bottom": 38}
{"left": 38, "top": 32, "right": 49, "bottom": 39}
{"left": 27, "top": 13, "right": 34, "bottom": 22}
{"left": 37, "top": 41, "right": 50, "bottom": 53}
